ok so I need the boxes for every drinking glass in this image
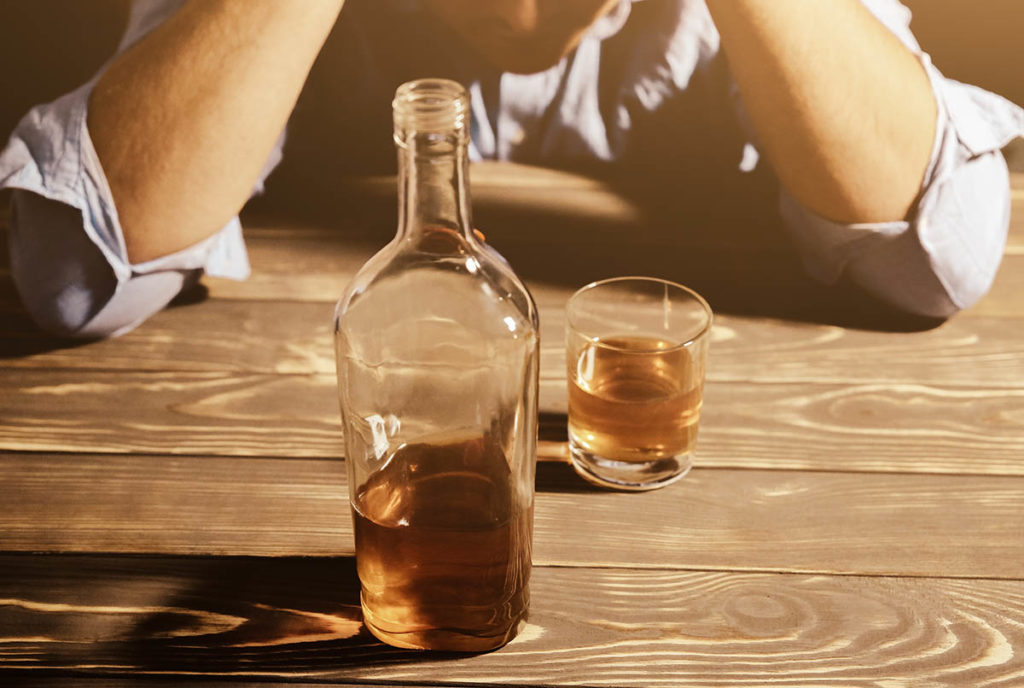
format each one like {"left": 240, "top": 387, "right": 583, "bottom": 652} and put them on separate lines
{"left": 566, "top": 277, "right": 712, "bottom": 490}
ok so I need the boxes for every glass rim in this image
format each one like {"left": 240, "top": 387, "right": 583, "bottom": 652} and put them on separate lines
{"left": 566, "top": 276, "right": 714, "bottom": 353}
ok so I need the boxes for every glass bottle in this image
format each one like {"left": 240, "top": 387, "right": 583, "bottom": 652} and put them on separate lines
{"left": 333, "top": 79, "right": 539, "bottom": 652}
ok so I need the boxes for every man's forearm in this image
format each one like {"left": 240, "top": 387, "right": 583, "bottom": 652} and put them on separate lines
{"left": 89, "top": 0, "right": 345, "bottom": 263}
{"left": 706, "top": 0, "right": 937, "bottom": 224}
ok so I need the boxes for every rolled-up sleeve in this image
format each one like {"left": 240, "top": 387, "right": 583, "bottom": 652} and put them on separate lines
{"left": 0, "top": 0, "right": 282, "bottom": 338}
{"left": 777, "top": 0, "right": 1024, "bottom": 318}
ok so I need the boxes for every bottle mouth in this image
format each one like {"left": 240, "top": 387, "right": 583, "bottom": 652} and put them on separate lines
{"left": 393, "top": 78, "right": 470, "bottom": 140}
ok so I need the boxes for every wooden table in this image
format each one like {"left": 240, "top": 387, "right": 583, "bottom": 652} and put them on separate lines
{"left": 1, "top": 164, "right": 1023, "bottom": 686}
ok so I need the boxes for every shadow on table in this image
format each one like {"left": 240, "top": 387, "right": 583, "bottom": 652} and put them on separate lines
{"left": 0, "top": 162, "right": 946, "bottom": 361}
{"left": 536, "top": 411, "right": 622, "bottom": 494}
{"left": 0, "top": 277, "right": 210, "bottom": 359}
{"left": 250, "top": 169, "right": 947, "bottom": 334}
{"left": 9, "top": 554, "right": 484, "bottom": 679}
{"left": 475, "top": 204, "right": 945, "bottom": 334}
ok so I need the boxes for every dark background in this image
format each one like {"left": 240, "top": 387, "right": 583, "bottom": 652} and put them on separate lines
{"left": 0, "top": 0, "right": 1021, "bottom": 168}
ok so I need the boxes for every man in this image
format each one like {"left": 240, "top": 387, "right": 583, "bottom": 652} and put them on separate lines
{"left": 1, "top": 0, "right": 1022, "bottom": 337}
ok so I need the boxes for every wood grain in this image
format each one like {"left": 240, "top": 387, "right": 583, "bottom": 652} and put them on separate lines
{"left": 0, "top": 369, "right": 346, "bottom": 459}
{"left": 3, "top": 368, "right": 1024, "bottom": 475}
{"left": 0, "top": 102, "right": 1021, "bottom": 688}
{"left": 972, "top": 253, "right": 1024, "bottom": 318}
{"left": 201, "top": 226, "right": 1024, "bottom": 321}
{"left": 2, "top": 166, "right": 1022, "bottom": 264}
{"left": 2, "top": 170, "right": 1022, "bottom": 325}
{"left": 5, "top": 296, "right": 1024, "bottom": 391}
{"left": 211, "top": 169, "right": 1023, "bottom": 323}
{"left": 2, "top": 453, "right": 1022, "bottom": 578}
{"left": 1, "top": 554, "right": 1022, "bottom": 687}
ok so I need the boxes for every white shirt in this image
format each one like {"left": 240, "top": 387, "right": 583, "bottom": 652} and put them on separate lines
{"left": 1, "top": 0, "right": 1022, "bottom": 336}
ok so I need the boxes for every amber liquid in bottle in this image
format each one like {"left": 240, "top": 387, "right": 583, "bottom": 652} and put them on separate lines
{"left": 334, "top": 79, "right": 538, "bottom": 652}
{"left": 352, "top": 435, "right": 532, "bottom": 651}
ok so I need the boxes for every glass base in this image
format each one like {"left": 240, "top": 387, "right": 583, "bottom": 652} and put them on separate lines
{"left": 569, "top": 438, "right": 692, "bottom": 491}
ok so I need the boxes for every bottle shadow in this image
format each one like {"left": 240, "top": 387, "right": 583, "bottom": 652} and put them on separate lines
{"left": 253, "top": 166, "right": 947, "bottom": 334}
{"left": 536, "top": 411, "right": 614, "bottom": 494}
{"left": 19, "top": 554, "right": 493, "bottom": 679}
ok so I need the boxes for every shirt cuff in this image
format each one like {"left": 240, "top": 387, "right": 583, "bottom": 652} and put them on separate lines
{"left": 1, "top": 80, "right": 252, "bottom": 285}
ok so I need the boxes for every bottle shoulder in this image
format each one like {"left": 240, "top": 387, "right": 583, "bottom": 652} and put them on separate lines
{"left": 472, "top": 239, "right": 539, "bottom": 330}
{"left": 334, "top": 234, "right": 538, "bottom": 343}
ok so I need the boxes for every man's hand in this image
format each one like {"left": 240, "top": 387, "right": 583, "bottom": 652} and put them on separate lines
{"left": 705, "top": 0, "right": 937, "bottom": 224}
{"left": 89, "top": 0, "right": 345, "bottom": 263}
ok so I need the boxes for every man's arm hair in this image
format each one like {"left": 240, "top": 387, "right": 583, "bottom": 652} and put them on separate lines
{"left": 88, "top": 0, "right": 345, "bottom": 264}
{"left": 706, "top": 0, "right": 937, "bottom": 224}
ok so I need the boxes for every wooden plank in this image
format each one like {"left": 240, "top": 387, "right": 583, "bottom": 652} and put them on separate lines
{"left": 204, "top": 224, "right": 1024, "bottom": 310}
{"left": 201, "top": 225, "right": 817, "bottom": 307}
{"left": 203, "top": 227, "right": 1024, "bottom": 322}
{"left": 0, "top": 370, "right": 346, "bottom": 459}
{"left": 1, "top": 554, "right": 1022, "bottom": 686}
{"left": 349, "top": 167, "right": 1024, "bottom": 254}
{"left": 972, "top": 252, "right": 1024, "bottom": 317}
{"left": 3, "top": 171, "right": 1023, "bottom": 318}
{"left": 2, "top": 453, "right": 1022, "bottom": 578}
{"left": 254, "top": 163, "right": 1024, "bottom": 251}
{"left": 1, "top": 166, "right": 1022, "bottom": 262}
{"left": 2, "top": 369, "right": 1024, "bottom": 475}
{"left": 203, "top": 226, "right": 377, "bottom": 304}
{"left": 210, "top": 169, "right": 1024, "bottom": 321}
{"left": 0, "top": 298, "right": 341, "bottom": 375}
{"left": 216, "top": 169, "right": 1023, "bottom": 318}
{"left": 5, "top": 295, "right": 1024, "bottom": 390}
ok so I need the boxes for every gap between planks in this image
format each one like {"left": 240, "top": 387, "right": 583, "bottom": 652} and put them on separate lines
{"left": 0, "top": 548, "right": 1021, "bottom": 584}
{"left": 4, "top": 445, "right": 1024, "bottom": 482}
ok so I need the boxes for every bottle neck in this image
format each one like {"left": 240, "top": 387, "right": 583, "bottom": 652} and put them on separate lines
{"left": 396, "top": 132, "right": 473, "bottom": 245}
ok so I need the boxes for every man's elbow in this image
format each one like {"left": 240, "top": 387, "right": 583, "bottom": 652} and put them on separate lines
{"left": 848, "top": 148, "right": 1012, "bottom": 319}
{"left": 13, "top": 268, "right": 187, "bottom": 340}
{"left": 7, "top": 190, "right": 120, "bottom": 338}
{"left": 913, "top": 150, "right": 1012, "bottom": 318}
{"left": 6, "top": 189, "right": 181, "bottom": 340}
{"left": 18, "top": 288, "right": 111, "bottom": 339}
